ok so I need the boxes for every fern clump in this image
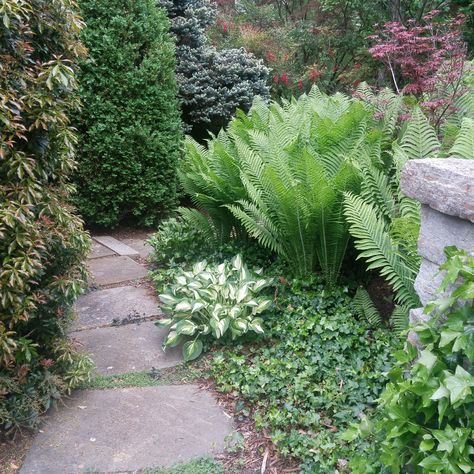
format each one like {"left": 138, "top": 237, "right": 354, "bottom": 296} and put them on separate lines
{"left": 180, "top": 87, "right": 406, "bottom": 283}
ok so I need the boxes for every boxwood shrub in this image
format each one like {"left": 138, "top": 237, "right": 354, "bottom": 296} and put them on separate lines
{"left": 74, "top": 0, "right": 183, "bottom": 227}
{"left": 0, "top": 0, "right": 92, "bottom": 431}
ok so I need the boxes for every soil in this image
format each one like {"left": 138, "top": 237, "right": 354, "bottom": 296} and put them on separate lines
{"left": 0, "top": 432, "right": 34, "bottom": 474}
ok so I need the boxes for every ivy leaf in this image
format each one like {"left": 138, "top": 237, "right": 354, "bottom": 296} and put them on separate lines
{"left": 439, "top": 329, "right": 462, "bottom": 348}
{"left": 183, "top": 340, "right": 203, "bottom": 362}
{"left": 444, "top": 366, "right": 474, "bottom": 404}
{"left": 417, "top": 349, "right": 437, "bottom": 371}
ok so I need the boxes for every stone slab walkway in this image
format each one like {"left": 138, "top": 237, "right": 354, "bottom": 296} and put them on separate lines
{"left": 88, "top": 255, "right": 147, "bottom": 286}
{"left": 20, "top": 386, "right": 232, "bottom": 474}
{"left": 72, "top": 286, "right": 160, "bottom": 330}
{"left": 22, "top": 232, "right": 233, "bottom": 473}
{"left": 72, "top": 322, "right": 182, "bottom": 374}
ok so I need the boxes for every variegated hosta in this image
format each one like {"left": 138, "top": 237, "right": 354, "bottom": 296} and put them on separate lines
{"left": 156, "top": 255, "right": 273, "bottom": 361}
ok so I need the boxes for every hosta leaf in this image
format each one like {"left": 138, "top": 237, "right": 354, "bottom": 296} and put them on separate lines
{"left": 164, "top": 331, "right": 181, "bottom": 348}
{"left": 236, "top": 284, "right": 249, "bottom": 303}
{"left": 229, "top": 305, "right": 242, "bottom": 318}
{"left": 182, "top": 340, "right": 203, "bottom": 362}
{"left": 176, "top": 275, "right": 187, "bottom": 286}
{"left": 192, "top": 302, "right": 205, "bottom": 313}
{"left": 193, "top": 260, "right": 207, "bottom": 274}
{"left": 175, "top": 320, "right": 197, "bottom": 336}
{"left": 249, "top": 318, "right": 264, "bottom": 334}
{"left": 210, "top": 317, "right": 229, "bottom": 338}
{"left": 232, "top": 319, "right": 248, "bottom": 332}
{"left": 159, "top": 294, "right": 177, "bottom": 305}
{"left": 154, "top": 318, "right": 173, "bottom": 328}
{"left": 254, "top": 299, "right": 271, "bottom": 313}
{"left": 174, "top": 300, "right": 192, "bottom": 313}
{"left": 232, "top": 254, "right": 243, "bottom": 270}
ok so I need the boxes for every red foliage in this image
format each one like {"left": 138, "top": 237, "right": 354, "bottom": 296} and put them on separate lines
{"left": 368, "top": 11, "right": 468, "bottom": 125}
{"left": 368, "top": 11, "right": 467, "bottom": 96}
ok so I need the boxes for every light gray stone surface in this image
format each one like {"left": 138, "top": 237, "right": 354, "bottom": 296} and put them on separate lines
{"left": 72, "top": 322, "right": 182, "bottom": 374}
{"left": 418, "top": 205, "right": 474, "bottom": 265}
{"left": 93, "top": 236, "right": 139, "bottom": 256}
{"left": 414, "top": 259, "right": 446, "bottom": 307}
{"left": 89, "top": 240, "right": 116, "bottom": 259}
{"left": 72, "top": 286, "right": 160, "bottom": 330}
{"left": 20, "top": 385, "right": 233, "bottom": 474}
{"left": 88, "top": 256, "right": 147, "bottom": 286}
{"left": 121, "top": 237, "right": 153, "bottom": 259}
{"left": 401, "top": 158, "right": 474, "bottom": 223}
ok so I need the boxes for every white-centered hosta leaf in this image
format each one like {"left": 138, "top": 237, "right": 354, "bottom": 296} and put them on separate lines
{"left": 154, "top": 318, "right": 173, "bottom": 328}
{"left": 237, "top": 284, "right": 249, "bottom": 303}
{"left": 175, "top": 319, "right": 197, "bottom": 336}
{"left": 164, "top": 331, "right": 181, "bottom": 348}
{"left": 232, "top": 254, "right": 243, "bottom": 270}
{"left": 176, "top": 275, "right": 187, "bottom": 286}
{"left": 159, "top": 294, "right": 177, "bottom": 305}
{"left": 174, "top": 300, "right": 192, "bottom": 313}
{"left": 193, "top": 260, "right": 207, "bottom": 274}
{"left": 192, "top": 302, "right": 205, "bottom": 313}
{"left": 183, "top": 340, "right": 203, "bottom": 362}
{"left": 249, "top": 318, "right": 264, "bottom": 334}
{"left": 255, "top": 299, "right": 271, "bottom": 313}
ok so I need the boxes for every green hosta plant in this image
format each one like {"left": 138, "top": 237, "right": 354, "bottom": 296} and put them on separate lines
{"left": 156, "top": 255, "right": 273, "bottom": 361}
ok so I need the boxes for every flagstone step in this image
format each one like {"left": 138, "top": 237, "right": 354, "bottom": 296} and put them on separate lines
{"left": 93, "top": 235, "right": 139, "bottom": 256}
{"left": 20, "top": 385, "right": 233, "bottom": 474}
{"left": 73, "top": 322, "right": 181, "bottom": 374}
{"left": 73, "top": 286, "right": 160, "bottom": 331}
{"left": 88, "top": 255, "right": 147, "bottom": 286}
{"left": 89, "top": 240, "right": 116, "bottom": 259}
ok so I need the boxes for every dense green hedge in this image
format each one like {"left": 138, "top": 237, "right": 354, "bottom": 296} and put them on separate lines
{"left": 0, "top": 0, "right": 92, "bottom": 431}
{"left": 74, "top": 0, "right": 183, "bottom": 227}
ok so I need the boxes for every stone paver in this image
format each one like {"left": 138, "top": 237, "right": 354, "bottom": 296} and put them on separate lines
{"left": 94, "top": 236, "right": 139, "bottom": 256}
{"left": 20, "top": 385, "right": 233, "bottom": 474}
{"left": 89, "top": 240, "right": 116, "bottom": 259}
{"left": 73, "top": 322, "right": 182, "bottom": 374}
{"left": 73, "top": 286, "right": 160, "bottom": 330}
{"left": 88, "top": 256, "right": 147, "bottom": 286}
{"left": 121, "top": 237, "right": 154, "bottom": 259}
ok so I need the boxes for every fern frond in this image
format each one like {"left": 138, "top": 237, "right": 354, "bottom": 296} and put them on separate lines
{"left": 449, "top": 117, "right": 474, "bottom": 159}
{"left": 343, "top": 193, "right": 420, "bottom": 308}
{"left": 399, "top": 107, "right": 440, "bottom": 159}
{"left": 391, "top": 305, "right": 410, "bottom": 332}
{"left": 353, "top": 287, "right": 382, "bottom": 327}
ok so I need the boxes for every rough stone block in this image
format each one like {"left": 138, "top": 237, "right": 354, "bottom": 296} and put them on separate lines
{"left": 418, "top": 205, "right": 474, "bottom": 265}
{"left": 88, "top": 256, "right": 147, "bottom": 286}
{"left": 73, "top": 286, "right": 160, "bottom": 330}
{"left": 401, "top": 158, "right": 474, "bottom": 223}
{"left": 414, "top": 259, "right": 445, "bottom": 306}
{"left": 93, "top": 236, "right": 139, "bottom": 256}
{"left": 72, "top": 322, "right": 182, "bottom": 374}
{"left": 20, "top": 385, "right": 233, "bottom": 473}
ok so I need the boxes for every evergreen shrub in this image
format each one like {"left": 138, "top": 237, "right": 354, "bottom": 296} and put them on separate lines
{"left": 75, "top": 0, "right": 183, "bottom": 227}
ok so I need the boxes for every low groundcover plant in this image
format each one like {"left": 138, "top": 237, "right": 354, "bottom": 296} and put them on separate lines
{"left": 156, "top": 255, "right": 273, "bottom": 361}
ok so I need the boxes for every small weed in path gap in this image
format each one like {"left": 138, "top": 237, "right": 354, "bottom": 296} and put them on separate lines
{"left": 79, "top": 362, "right": 208, "bottom": 390}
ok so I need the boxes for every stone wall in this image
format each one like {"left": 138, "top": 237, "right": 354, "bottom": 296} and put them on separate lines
{"left": 400, "top": 158, "right": 474, "bottom": 327}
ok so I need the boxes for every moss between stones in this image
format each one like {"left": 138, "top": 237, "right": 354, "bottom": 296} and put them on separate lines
{"left": 143, "top": 457, "right": 223, "bottom": 474}
{"left": 80, "top": 364, "right": 205, "bottom": 390}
